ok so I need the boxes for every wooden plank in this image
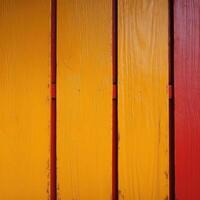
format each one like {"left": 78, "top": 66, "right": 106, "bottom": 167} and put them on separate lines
{"left": 57, "top": 0, "right": 112, "bottom": 199}
{"left": 118, "top": 0, "right": 169, "bottom": 199}
{"left": 0, "top": 0, "right": 50, "bottom": 199}
{"left": 174, "top": 0, "right": 200, "bottom": 199}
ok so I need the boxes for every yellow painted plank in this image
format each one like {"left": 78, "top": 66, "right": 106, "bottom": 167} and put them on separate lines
{"left": 118, "top": 0, "right": 169, "bottom": 199}
{"left": 57, "top": 0, "right": 112, "bottom": 199}
{"left": 0, "top": 1, "right": 50, "bottom": 199}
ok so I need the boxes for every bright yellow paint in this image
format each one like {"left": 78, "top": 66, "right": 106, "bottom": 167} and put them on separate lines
{"left": 0, "top": 1, "right": 50, "bottom": 199}
{"left": 57, "top": 0, "right": 112, "bottom": 199}
{"left": 118, "top": 0, "right": 169, "bottom": 199}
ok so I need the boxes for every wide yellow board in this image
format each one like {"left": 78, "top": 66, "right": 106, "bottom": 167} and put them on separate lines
{"left": 0, "top": 1, "right": 50, "bottom": 199}
{"left": 57, "top": 0, "right": 112, "bottom": 199}
{"left": 118, "top": 0, "right": 169, "bottom": 199}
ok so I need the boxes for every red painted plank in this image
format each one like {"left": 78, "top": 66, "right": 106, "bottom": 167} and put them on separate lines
{"left": 174, "top": 0, "right": 200, "bottom": 199}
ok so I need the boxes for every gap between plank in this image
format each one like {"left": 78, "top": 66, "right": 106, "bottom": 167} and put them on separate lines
{"left": 169, "top": 0, "right": 175, "bottom": 199}
{"left": 112, "top": 0, "right": 118, "bottom": 199}
{"left": 51, "top": 0, "right": 57, "bottom": 199}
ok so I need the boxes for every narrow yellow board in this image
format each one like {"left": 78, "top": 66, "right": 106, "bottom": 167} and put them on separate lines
{"left": 118, "top": 0, "right": 169, "bottom": 199}
{"left": 57, "top": 0, "right": 112, "bottom": 199}
{"left": 0, "top": 1, "right": 50, "bottom": 199}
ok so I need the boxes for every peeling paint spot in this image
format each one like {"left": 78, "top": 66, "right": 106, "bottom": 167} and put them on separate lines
{"left": 118, "top": 190, "right": 125, "bottom": 200}
{"left": 164, "top": 195, "right": 168, "bottom": 200}
{"left": 164, "top": 171, "right": 168, "bottom": 180}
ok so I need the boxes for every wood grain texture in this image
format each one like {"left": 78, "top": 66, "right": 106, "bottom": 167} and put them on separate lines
{"left": 118, "top": 0, "right": 169, "bottom": 199}
{"left": 57, "top": 0, "right": 112, "bottom": 199}
{"left": 174, "top": 1, "right": 200, "bottom": 199}
{"left": 0, "top": 0, "right": 50, "bottom": 199}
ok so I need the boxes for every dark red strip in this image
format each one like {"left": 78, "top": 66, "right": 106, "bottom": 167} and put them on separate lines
{"left": 168, "top": 0, "right": 175, "bottom": 199}
{"left": 112, "top": 0, "right": 118, "bottom": 199}
{"left": 51, "top": 0, "right": 57, "bottom": 200}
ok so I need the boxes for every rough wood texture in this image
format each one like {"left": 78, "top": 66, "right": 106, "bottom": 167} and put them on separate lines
{"left": 0, "top": 0, "right": 50, "bottom": 199}
{"left": 118, "top": 0, "right": 169, "bottom": 199}
{"left": 174, "top": 0, "right": 200, "bottom": 199}
{"left": 57, "top": 0, "right": 112, "bottom": 199}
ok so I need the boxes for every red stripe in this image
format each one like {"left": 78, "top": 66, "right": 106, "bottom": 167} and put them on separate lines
{"left": 174, "top": 0, "right": 200, "bottom": 199}
{"left": 112, "top": 0, "right": 118, "bottom": 199}
{"left": 51, "top": 0, "right": 57, "bottom": 200}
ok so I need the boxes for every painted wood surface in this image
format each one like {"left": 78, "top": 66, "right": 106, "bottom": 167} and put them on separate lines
{"left": 118, "top": 0, "right": 169, "bottom": 199}
{"left": 0, "top": 0, "right": 50, "bottom": 199}
{"left": 57, "top": 0, "right": 112, "bottom": 199}
{"left": 174, "top": 1, "right": 200, "bottom": 199}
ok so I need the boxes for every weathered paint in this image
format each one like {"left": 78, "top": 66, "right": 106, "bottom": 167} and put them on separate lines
{"left": 0, "top": 0, "right": 50, "bottom": 199}
{"left": 118, "top": 0, "right": 169, "bottom": 199}
{"left": 57, "top": 0, "right": 112, "bottom": 199}
{"left": 174, "top": 0, "right": 200, "bottom": 199}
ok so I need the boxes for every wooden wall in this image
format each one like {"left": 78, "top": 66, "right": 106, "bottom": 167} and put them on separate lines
{"left": 0, "top": 0, "right": 174, "bottom": 199}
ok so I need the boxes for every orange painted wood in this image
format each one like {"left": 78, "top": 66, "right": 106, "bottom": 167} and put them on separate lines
{"left": 0, "top": 0, "right": 51, "bottom": 199}
{"left": 118, "top": 0, "right": 169, "bottom": 199}
{"left": 57, "top": 0, "right": 113, "bottom": 199}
